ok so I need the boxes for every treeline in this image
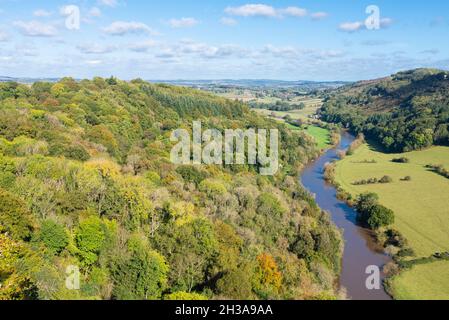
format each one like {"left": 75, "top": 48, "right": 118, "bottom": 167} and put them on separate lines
{"left": 250, "top": 100, "right": 306, "bottom": 112}
{"left": 0, "top": 77, "right": 342, "bottom": 300}
{"left": 320, "top": 69, "right": 449, "bottom": 152}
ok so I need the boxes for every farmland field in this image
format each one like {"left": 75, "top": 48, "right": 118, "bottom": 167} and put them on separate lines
{"left": 253, "top": 99, "right": 322, "bottom": 122}
{"left": 334, "top": 143, "right": 449, "bottom": 299}
{"left": 391, "top": 260, "right": 449, "bottom": 300}
{"left": 305, "top": 126, "right": 330, "bottom": 150}
{"left": 254, "top": 107, "right": 331, "bottom": 149}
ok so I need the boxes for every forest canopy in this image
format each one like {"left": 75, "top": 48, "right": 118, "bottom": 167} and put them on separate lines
{"left": 0, "top": 77, "right": 342, "bottom": 300}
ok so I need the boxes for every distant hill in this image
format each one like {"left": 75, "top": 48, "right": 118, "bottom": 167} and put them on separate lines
{"left": 0, "top": 76, "right": 61, "bottom": 84}
{"left": 320, "top": 68, "right": 449, "bottom": 152}
{"left": 1, "top": 76, "right": 349, "bottom": 91}
{"left": 150, "top": 79, "right": 349, "bottom": 91}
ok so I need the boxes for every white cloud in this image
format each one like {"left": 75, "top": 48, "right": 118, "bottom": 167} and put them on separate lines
{"left": 102, "top": 21, "right": 158, "bottom": 36}
{"left": 78, "top": 43, "right": 117, "bottom": 54}
{"left": 33, "top": 9, "right": 52, "bottom": 17}
{"left": 168, "top": 18, "right": 199, "bottom": 28}
{"left": 13, "top": 20, "right": 57, "bottom": 37}
{"left": 88, "top": 7, "right": 102, "bottom": 18}
{"left": 280, "top": 7, "right": 307, "bottom": 18}
{"left": 225, "top": 4, "right": 308, "bottom": 18}
{"left": 338, "top": 21, "right": 364, "bottom": 32}
{"left": 380, "top": 18, "right": 394, "bottom": 28}
{"left": 420, "top": 49, "right": 439, "bottom": 55}
{"left": 225, "top": 4, "right": 278, "bottom": 18}
{"left": 0, "top": 30, "right": 9, "bottom": 42}
{"left": 311, "top": 12, "right": 328, "bottom": 20}
{"left": 220, "top": 17, "right": 238, "bottom": 26}
{"left": 339, "top": 17, "right": 394, "bottom": 32}
{"left": 98, "top": 0, "right": 117, "bottom": 7}
{"left": 15, "top": 43, "right": 38, "bottom": 57}
{"left": 129, "top": 40, "right": 158, "bottom": 52}
{"left": 85, "top": 60, "right": 103, "bottom": 65}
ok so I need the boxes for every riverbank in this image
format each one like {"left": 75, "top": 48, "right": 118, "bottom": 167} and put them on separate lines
{"left": 300, "top": 131, "right": 392, "bottom": 300}
{"left": 331, "top": 140, "right": 449, "bottom": 300}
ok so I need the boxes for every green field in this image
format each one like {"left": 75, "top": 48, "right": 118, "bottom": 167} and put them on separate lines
{"left": 254, "top": 108, "right": 331, "bottom": 150}
{"left": 305, "top": 126, "right": 331, "bottom": 150}
{"left": 391, "top": 261, "right": 449, "bottom": 300}
{"left": 334, "top": 143, "right": 449, "bottom": 299}
{"left": 254, "top": 100, "right": 322, "bottom": 122}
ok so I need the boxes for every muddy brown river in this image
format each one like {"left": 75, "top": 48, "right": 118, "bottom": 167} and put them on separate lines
{"left": 300, "top": 131, "right": 392, "bottom": 300}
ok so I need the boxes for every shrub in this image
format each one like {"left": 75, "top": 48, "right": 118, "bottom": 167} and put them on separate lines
{"left": 112, "top": 238, "right": 169, "bottom": 300}
{"left": 379, "top": 175, "right": 393, "bottom": 184}
{"left": 392, "top": 157, "right": 410, "bottom": 163}
{"left": 199, "top": 179, "right": 227, "bottom": 198}
{"left": 256, "top": 193, "right": 286, "bottom": 217}
{"left": 176, "top": 166, "right": 207, "bottom": 186}
{"left": 75, "top": 217, "right": 106, "bottom": 265}
{"left": 38, "top": 220, "right": 69, "bottom": 254}
{"left": 0, "top": 188, "right": 35, "bottom": 241}
{"left": 164, "top": 292, "right": 208, "bottom": 300}
{"left": 427, "top": 164, "right": 449, "bottom": 179}
{"left": 63, "top": 145, "right": 91, "bottom": 161}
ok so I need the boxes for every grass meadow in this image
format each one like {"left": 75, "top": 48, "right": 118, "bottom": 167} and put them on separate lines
{"left": 254, "top": 102, "right": 331, "bottom": 150}
{"left": 334, "top": 143, "right": 449, "bottom": 299}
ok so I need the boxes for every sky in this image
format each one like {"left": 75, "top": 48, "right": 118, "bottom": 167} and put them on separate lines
{"left": 0, "top": 0, "right": 448, "bottom": 81}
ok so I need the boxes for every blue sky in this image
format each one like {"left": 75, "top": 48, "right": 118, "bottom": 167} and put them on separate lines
{"left": 0, "top": 0, "right": 448, "bottom": 80}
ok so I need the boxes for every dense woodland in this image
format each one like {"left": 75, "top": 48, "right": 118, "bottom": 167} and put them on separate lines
{"left": 320, "top": 68, "right": 449, "bottom": 152}
{"left": 0, "top": 77, "right": 342, "bottom": 300}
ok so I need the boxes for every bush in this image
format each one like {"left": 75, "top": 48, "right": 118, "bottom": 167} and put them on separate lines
{"left": 0, "top": 188, "right": 35, "bottom": 241}
{"left": 427, "top": 164, "right": 449, "bottom": 179}
{"left": 75, "top": 217, "right": 106, "bottom": 265}
{"left": 63, "top": 145, "right": 90, "bottom": 161}
{"left": 199, "top": 179, "right": 227, "bottom": 198}
{"left": 257, "top": 193, "right": 286, "bottom": 217}
{"left": 379, "top": 175, "right": 393, "bottom": 184}
{"left": 38, "top": 220, "right": 69, "bottom": 254}
{"left": 176, "top": 166, "right": 207, "bottom": 186}
{"left": 164, "top": 292, "right": 208, "bottom": 300}
{"left": 112, "top": 238, "right": 169, "bottom": 300}
{"left": 392, "top": 157, "right": 409, "bottom": 163}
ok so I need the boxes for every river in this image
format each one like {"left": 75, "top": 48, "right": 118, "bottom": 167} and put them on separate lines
{"left": 300, "top": 131, "right": 392, "bottom": 300}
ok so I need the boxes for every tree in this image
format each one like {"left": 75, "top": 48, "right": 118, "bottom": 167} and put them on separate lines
{"left": 75, "top": 217, "right": 106, "bottom": 266}
{"left": 367, "top": 205, "right": 395, "bottom": 229}
{"left": 0, "top": 234, "right": 38, "bottom": 300}
{"left": 111, "top": 237, "right": 168, "bottom": 300}
{"left": 216, "top": 264, "right": 255, "bottom": 300}
{"left": 356, "top": 193, "right": 379, "bottom": 216}
{"left": 356, "top": 192, "right": 395, "bottom": 230}
{"left": 38, "top": 220, "right": 69, "bottom": 255}
{"left": 164, "top": 291, "right": 207, "bottom": 300}
{"left": 0, "top": 188, "right": 35, "bottom": 241}
{"left": 253, "top": 253, "right": 282, "bottom": 299}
